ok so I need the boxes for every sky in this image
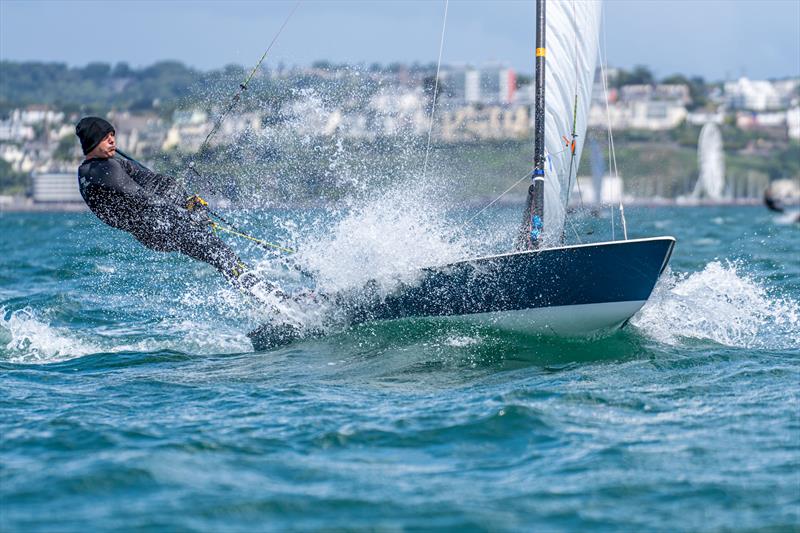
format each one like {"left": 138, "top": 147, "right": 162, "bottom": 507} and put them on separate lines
{"left": 1, "top": 0, "right": 798, "bottom": 81}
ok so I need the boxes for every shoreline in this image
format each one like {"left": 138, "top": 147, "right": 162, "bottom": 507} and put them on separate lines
{"left": 0, "top": 198, "right": 766, "bottom": 213}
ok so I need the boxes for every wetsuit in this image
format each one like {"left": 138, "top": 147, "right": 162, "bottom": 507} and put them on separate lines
{"left": 78, "top": 156, "right": 244, "bottom": 280}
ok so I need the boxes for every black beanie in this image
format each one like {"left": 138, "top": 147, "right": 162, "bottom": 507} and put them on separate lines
{"left": 75, "top": 116, "right": 115, "bottom": 155}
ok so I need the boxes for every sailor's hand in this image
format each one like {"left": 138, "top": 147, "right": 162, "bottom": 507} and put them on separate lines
{"left": 185, "top": 194, "right": 208, "bottom": 212}
{"left": 189, "top": 208, "right": 213, "bottom": 226}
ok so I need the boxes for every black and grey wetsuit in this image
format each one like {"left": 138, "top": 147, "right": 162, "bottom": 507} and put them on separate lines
{"left": 78, "top": 156, "right": 243, "bottom": 280}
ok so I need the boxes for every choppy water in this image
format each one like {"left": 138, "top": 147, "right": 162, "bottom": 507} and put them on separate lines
{"left": 2, "top": 205, "right": 799, "bottom": 532}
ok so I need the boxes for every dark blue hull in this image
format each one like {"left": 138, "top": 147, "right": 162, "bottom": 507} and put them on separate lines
{"left": 249, "top": 237, "right": 675, "bottom": 350}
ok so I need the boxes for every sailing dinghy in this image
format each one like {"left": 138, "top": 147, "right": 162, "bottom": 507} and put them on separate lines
{"left": 249, "top": 0, "right": 675, "bottom": 350}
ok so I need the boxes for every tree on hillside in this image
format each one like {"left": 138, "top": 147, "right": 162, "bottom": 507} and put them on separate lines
{"left": 613, "top": 65, "right": 655, "bottom": 87}
{"left": 662, "top": 74, "right": 709, "bottom": 110}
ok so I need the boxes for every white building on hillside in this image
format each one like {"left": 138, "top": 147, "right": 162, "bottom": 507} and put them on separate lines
{"left": 0, "top": 121, "right": 35, "bottom": 142}
{"left": 724, "top": 78, "right": 782, "bottom": 111}
{"left": 443, "top": 65, "right": 516, "bottom": 105}
{"left": 787, "top": 106, "right": 800, "bottom": 140}
{"left": 588, "top": 100, "right": 687, "bottom": 130}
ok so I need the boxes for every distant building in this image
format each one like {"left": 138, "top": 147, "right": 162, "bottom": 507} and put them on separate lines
{"left": 465, "top": 70, "right": 480, "bottom": 104}
{"left": 442, "top": 67, "right": 479, "bottom": 104}
{"left": 13, "top": 107, "right": 65, "bottom": 126}
{"left": 772, "top": 79, "right": 800, "bottom": 107}
{"left": 439, "top": 105, "right": 528, "bottom": 142}
{"left": 588, "top": 82, "right": 689, "bottom": 131}
{"left": 786, "top": 106, "right": 800, "bottom": 140}
{"left": 686, "top": 109, "right": 725, "bottom": 126}
{"left": 32, "top": 173, "right": 82, "bottom": 204}
{"left": 0, "top": 144, "right": 27, "bottom": 170}
{"left": 368, "top": 88, "right": 427, "bottom": 136}
{"left": 0, "top": 121, "right": 35, "bottom": 142}
{"left": 736, "top": 110, "right": 788, "bottom": 130}
{"left": 590, "top": 67, "right": 617, "bottom": 106}
{"left": 172, "top": 109, "right": 208, "bottom": 126}
{"left": 162, "top": 110, "right": 212, "bottom": 152}
{"left": 589, "top": 100, "right": 687, "bottom": 130}
{"left": 724, "top": 78, "right": 782, "bottom": 111}
{"left": 109, "top": 112, "right": 167, "bottom": 156}
{"left": 443, "top": 65, "right": 516, "bottom": 105}
{"left": 619, "top": 84, "right": 690, "bottom": 105}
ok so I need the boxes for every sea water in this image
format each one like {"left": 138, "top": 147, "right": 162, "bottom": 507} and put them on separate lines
{"left": 1, "top": 205, "right": 798, "bottom": 531}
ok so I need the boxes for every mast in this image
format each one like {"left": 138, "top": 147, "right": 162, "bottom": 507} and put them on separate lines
{"left": 517, "top": 0, "right": 546, "bottom": 250}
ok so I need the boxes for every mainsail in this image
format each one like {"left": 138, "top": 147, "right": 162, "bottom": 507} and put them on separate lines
{"left": 541, "top": 0, "right": 602, "bottom": 242}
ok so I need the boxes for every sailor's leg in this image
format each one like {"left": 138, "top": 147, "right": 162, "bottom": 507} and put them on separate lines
{"left": 172, "top": 218, "right": 290, "bottom": 304}
{"left": 177, "top": 226, "right": 245, "bottom": 282}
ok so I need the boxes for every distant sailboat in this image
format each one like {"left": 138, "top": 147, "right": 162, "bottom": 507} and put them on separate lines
{"left": 249, "top": 0, "right": 676, "bottom": 350}
{"left": 764, "top": 179, "right": 800, "bottom": 223}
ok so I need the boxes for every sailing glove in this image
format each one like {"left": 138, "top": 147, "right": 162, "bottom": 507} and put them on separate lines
{"left": 186, "top": 195, "right": 208, "bottom": 212}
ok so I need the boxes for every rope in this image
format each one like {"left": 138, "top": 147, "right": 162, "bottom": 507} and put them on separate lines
{"left": 206, "top": 209, "right": 319, "bottom": 279}
{"left": 422, "top": 0, "right": 449, "bottom": 179}
{"left": 211, "top": 222, "right": 295, "bottom": 254}
{"left": 205, "top": 206, "right": 294, "bottom": 253}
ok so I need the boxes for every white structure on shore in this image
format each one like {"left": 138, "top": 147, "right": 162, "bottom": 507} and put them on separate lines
{"left": 588, "top": 83, "right": 690, "bottom": 131}
{"left": 724, "top": 77, "right": 784, "bottom": 111}
{"left": 32, "top": 173, "right": 82, "bottom": 203}
{"left": 572, "top": 175, "right": 625, "bottom": 206}
{"left": 692, "top": 122, "right": 726, "bottom": 201}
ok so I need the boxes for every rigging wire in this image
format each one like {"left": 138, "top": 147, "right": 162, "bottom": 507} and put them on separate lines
{"left": 188, "top": 0, "right": 302, "bottom": 190}
{"left": 422, "top": 0, "right": 449, "bottom": 179}
{"left": 464, "top": 171, "right": 531, "bottom": 224}
{"left": 463, "top": 142, "right": 572, "bottom": 227}
{"left": 598, "top": 5, "right": 628, "bottom": 240}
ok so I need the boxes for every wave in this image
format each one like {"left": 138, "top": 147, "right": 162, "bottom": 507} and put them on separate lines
{"left": 0, "top": 307, "right": 101, "bottom": 364}
{"left": 631, "top": 261, "right": 799, "bottom": 350}
{"left": 0, "top": 306, "right": 251, "bottom": 365}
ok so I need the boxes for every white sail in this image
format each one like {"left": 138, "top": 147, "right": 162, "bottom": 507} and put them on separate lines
{"left": 542, "top": 0, "right": 602, "bottom": 242}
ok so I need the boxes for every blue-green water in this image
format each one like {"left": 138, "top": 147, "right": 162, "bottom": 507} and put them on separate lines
{"left": 1, "top": 205, "right": 798, "bottom": 531}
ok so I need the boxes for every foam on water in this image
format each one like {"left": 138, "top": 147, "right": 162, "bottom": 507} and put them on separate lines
{"left": 0, "top": 306, "right": 251, "bottom": 364}
{"left": 293, "top": 181, "right": 475, "bottom": 295}
{"left": 775, "top": 211, "right": 800, "bottom": 225}
{"left": 443, "top": 335, "right": 482, "bottom": 348}
{"left": 632, "top": 261, "right": 800, "bottom": 349}
{"left": 0, "top": 307, "right": 101, "bottom": 364}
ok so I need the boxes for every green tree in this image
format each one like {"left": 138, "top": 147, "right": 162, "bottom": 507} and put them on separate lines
{"left": 54, "top": 135, "right": 78, "bottom": 160}
{"left": 0, "top": 159, "right": 29, "bottom": 195}
{"left": 614, "top": 65, "right": 654, "bottom": 87}
{"left": 661, "top": 73, "right": 708, "bottom": 110}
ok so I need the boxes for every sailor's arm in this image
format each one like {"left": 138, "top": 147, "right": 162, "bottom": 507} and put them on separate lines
{"left": 88, "top": 158, "right": 175, "bottom": 207}
{"left": 116, "top": 157, "right": 188, "bottom": 205}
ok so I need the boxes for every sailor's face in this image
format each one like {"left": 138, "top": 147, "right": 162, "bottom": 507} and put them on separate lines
{"left": 94, "top": 131, "right": 116, "bottom": 158}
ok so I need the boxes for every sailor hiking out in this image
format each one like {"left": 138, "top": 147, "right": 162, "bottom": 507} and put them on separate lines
{"left": 75, "top": 116, "right": 285, "bottom": 308}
